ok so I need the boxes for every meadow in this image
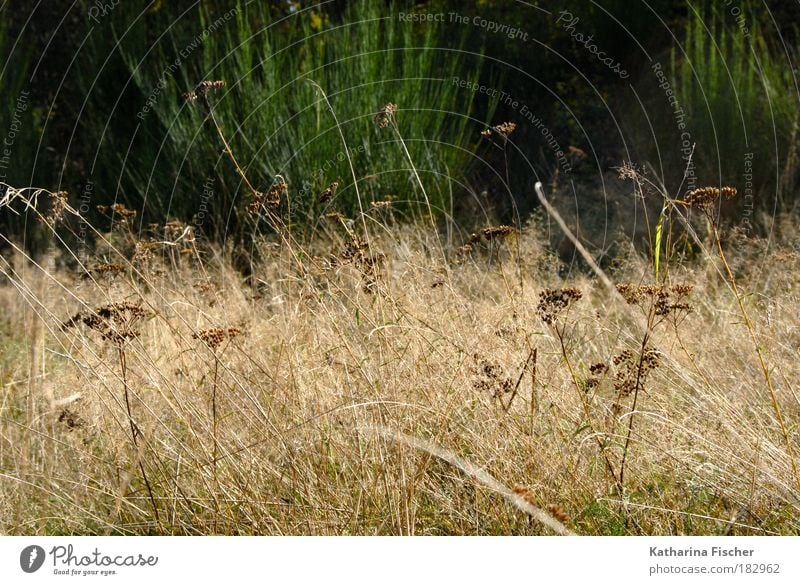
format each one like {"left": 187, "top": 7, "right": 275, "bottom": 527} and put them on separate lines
{"left": 1, "top": 1, "right": 799, "bottom": 536}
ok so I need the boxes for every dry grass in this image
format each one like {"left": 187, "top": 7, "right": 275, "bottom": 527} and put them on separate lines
{"left": 1, "top": 188, "right": 800, "bottom": 535}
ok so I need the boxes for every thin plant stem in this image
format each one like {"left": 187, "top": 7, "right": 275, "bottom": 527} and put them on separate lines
{"left": 117, "top": 345, "right": 161, "bottom": 530}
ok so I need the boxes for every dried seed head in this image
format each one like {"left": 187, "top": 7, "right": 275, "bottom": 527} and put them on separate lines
{"left": 63, "top": 302, "right": 147, "bottom": 345}
{"left": 481, "top": 225, "right": 518, "bottom": 240}
{"left": 482, "top": 121, "right": 517, "bottom": 138}
{"left": 58, "top": 408, "right": 85, "bottom": 431}
{"left": 249, "top": 177, "right": 288, "bottom": 214}
{"left": 611, "top": 346, "right": 660, "bottom": 397}
{"left": 682, "top": 186, "right": 737, "bottom": 209}
{"left": 44, "top": 191, "right": 68, "bottom": 225}
{"left": 97, "top": 202, "right": 137, "bottom": 223}
{"left": 471, "top": 356, "right": 513, "bottom": 397}
{"left": 375, "top": 103, "right": 397, "bottom": 128}
{"left": 616, "top": 283, "right": 693, "bottom": 318}
{"left": 318, "top": 181, "right": 339, "bottom": 204}
{"left": 537, "top": 288, "right": 583, "bottom": 324}
{"left": 192, "top": 327, "right": 242, "bottom": 351}
{"left": 83, "top": 262, "right": 126, "bottom": 280}
{"left": 184, "top": 80, "right": 226, "bottom": 102}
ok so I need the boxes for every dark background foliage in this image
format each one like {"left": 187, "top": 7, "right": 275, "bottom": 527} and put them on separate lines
{"left": 1, "top": 0, "right": 798, "bottom": 257}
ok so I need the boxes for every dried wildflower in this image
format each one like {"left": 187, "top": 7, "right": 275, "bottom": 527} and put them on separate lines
{"left": 62, "top": 302, "right": 147, "bottom": 345}
{"left": 97, "top": 202, "right": 137, "bottom": 222}
{"left": 370, "top": 199, "right": 393, "bottom": 212}
{"left": 58, "top": 408, "right": 85, "bottom": 431}
{"left": 471, "top": 355, "right": 514, "bottom": 397}
{"left": 482, "top": 121, "right": 517, "bottom": 139}
{"left": 590, "top": 363, "right": 609, "bottom": 376}
{"left": 537, "top": 288, "right": 583, "bottom": 324}
{"left": 183, "top": 80, "right": 226, "bottom": 102}
{"left": 375, "top": 103, "right": 397, "bottom": 128}
{"left": 318, "top": 181, "right": 339, "bottom": 204}
{"left": 617, "top": 161, "right": 640, "bottom": 181}
{"left": 612, "top": 346, "right": 660, "bottom": 398}
{"left": 249, "top": 177, "right": 287, "bottom": 214}
{"left": 192, "top": 327, "right": 242, "bottom": 351}
{"left": 681, "top": 186, "right": 737, "bottom": 209}
{"left": 616, "top": 283, "right": 693, "bottom": 319}
{"left": 481, "top": 225, "right": 517, "bottom": 240}
{"left": 431, "top": 278, "right": 445, "bottom": 289}
{"left": 131, "top": 240, "right": 158, "bottom": 265}
{"left": 83, "top": 262, "right": 126, "bottom": 280}
{"left": 342, "top": 234, "right": 369, "bottom": 262}
{"left": 324, "top": 211, "right": 346, "bottom": 223}
{"left": 44, "top": 191, "right": 68, "bottom": 225}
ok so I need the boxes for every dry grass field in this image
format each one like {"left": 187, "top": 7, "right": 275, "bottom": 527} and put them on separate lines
{"left": 1, "top": 180, "right": 799, "bottom": 535}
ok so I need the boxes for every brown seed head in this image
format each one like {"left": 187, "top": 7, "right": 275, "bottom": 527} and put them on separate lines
{"left": 192, "top": 327, "right": 242, "bottom": 351}
{"left": 375, "top": 103, "right": 397, "bottom": 128}
{"left": 537, "top": 287, "right": 583, "bottom": 324}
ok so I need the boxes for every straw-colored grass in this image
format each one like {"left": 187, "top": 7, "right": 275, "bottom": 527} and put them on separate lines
{"left": 1, "top": 188, "right": 799, "bottom": 535}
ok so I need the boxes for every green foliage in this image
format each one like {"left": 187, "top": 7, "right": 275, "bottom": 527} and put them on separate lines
{"left": 671, "top": 2, "right": 799, "bottom": 202}
{"left": 77, "top": 1, "right": 482, "bottom": 240}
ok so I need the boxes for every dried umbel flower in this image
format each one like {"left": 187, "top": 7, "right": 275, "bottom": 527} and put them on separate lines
{"left": 375, "top": 103, "right": 397, "bottom": 128}
{"left": 481, "top": 225, "right": 517, "bottom": 240}
{"left": 612, "top": 346, "right": 660, "bottom": 398}
{"left": 323, "top": 211, "right": 347, "bottom": 222}
{"left": 318, "top": 181, "right": 339, "bottom": 204}
{"left": 537, "top": 288, "right": 583, "bottom": 324}
{"left": 192, "top": 327, "right": 242, "bottom": 351}
{"left": 83, "top": 262, "right": 126, "bottom": 280}
{"left": 370, "top": 199, "right": 394, "bottom": 212}
{"left": 58, "top": 408, "right": 86, "bottom": 431}
{"left": 97, "top": 202, "right": 137, "bottom": 222}
{"left": 249, "top": 177, "right": 288, "bottom": 214}
{"left": 616, "top": 283, "right": 693, "bottom": 319}
{"left": 44, "top": 191, "right": 68, "bottom": 225}
{"left": 617, "top": 161, "right": 640, "bottom": 181}
{"left": 471, "top": 355, "right": 513, "bottom": 397}
{"left": 680, "top": 186, "right": 737, "bottom": 209}
{"left": 62, "top": 302, "right": 147, "bottom": 345}
{"left": 481, "top": 121, "right": 517, "bottom": 139}
{"left": 183, "top": 80, "right": 226, "bottom": 102}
